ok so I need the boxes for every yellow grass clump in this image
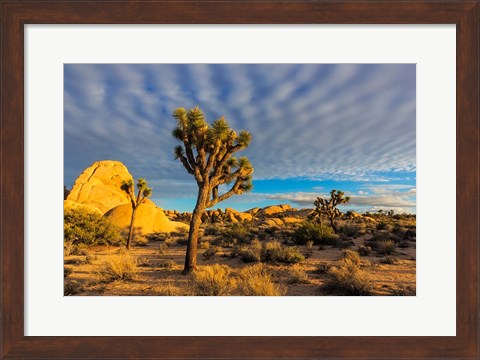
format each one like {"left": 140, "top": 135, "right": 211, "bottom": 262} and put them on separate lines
{"left": 237, "top": 264, "right": 286, "bottom": 296}
{"left": 98, "top": 252, "right": 138, "bottom": 282}
{"left": 190, "top": 264, "right": 235, "bottom": 296}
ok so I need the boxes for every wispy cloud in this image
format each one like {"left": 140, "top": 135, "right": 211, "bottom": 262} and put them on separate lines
{"left": 64, "top": 64, "right": 415, "bottom": 211}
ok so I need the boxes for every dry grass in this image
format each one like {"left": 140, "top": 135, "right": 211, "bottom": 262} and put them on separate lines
{"left": 326, "top": 258, "right": 372, "bottom": 295}
{"left": 190, "top": 264, "right": 235, "bottom": 296}
{"left": 287, "top": 264, "right": 310, "bottom": 284}
{"left": 237, "top": 264, "right": 286, "bottom": 296}
{"left": 98, "top": 253, "right": 138, "bottom": 282}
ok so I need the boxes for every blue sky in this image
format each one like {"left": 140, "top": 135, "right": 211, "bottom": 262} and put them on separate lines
{"left": 64, "top": 64, "right": 416, "bottom": 213}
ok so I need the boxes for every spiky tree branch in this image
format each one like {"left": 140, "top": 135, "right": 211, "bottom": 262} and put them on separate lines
{"left": 309, "top": 189, "right": 350, "bottom": 233}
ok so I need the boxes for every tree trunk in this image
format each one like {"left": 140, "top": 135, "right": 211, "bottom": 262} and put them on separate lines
{"left": 182, "top": 186, "right": 209, "bottom": 274}
{"left": 329, "top": 215, "right": 337, "bottom": 234}
{"left": 126, "top": 207, "right": 137, "bottom": 250}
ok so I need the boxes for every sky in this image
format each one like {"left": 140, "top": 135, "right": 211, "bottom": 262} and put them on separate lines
{"left": 64, "top": 64, "right": 416, "bottom": 214}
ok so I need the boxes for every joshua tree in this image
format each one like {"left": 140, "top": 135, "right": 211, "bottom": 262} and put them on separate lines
{"left": 309, "top": 189, "right": 350, "bottom": 233}
{"left": 172, "top": 106, "right": 253, "bottom": 274}
{"left": 121, "top": 178, "right": 152, "bottom": 250}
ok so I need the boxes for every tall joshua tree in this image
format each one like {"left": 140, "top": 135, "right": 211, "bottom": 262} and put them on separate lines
{"left": 121, "top": 178, "right": 152, "bottom": 250}
{"left": 172, "top": 106, "right": 253, "bottom": 274}
{"left": 309, "top": 189, "right": 350, "bottom": 233}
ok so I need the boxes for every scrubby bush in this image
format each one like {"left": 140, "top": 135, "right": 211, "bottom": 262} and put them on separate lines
{"left": 376, "top": 240, "right": 396, "bottom": 255}
{"left": 287, "top": 264, "right": 310, "bottom": 284}
{"left": 293, "top": 222, "right": 339, "bottom": 245}
{"left": 376, "top": 221, "right": 389, "bottom": 230}
{"left": 204, "top": 225, "right": 222, "bottom": 236}
{"left": 98, "top": 253, "right": 137, "bottom": 282}
{"left": 326, "top": 258, "right": 372, "bottom": 295}
{"left": 357, "top": 245, "right": 372, "bottom": 256}
{"left": 157, "top": 243, "right": 169, "bottom": 255}
{"left": 380, "top": 256, "right": 400, "bottom": 264}
{"left": 158, "top": 259, "right": 176, "bottom": 269}
{"left": 262, "top": 241, "right": 304, "bottom": 264}
{"left": 237, "top": 239, "right": 263, "bottom": 263}
{"left": 64, "top": 280, "right": 83, "bottom": 296}
{"left": 146, "top": 232, "right": 169, "bottom": 242}
{"left": 156, "top": 282, "right": 183, "bottom": 296}
{"left": 190, "top": 264, "right": 235, "bottom": 296}
{"left": 341, "top": 224, "right": 361, "bottom": 237}
{"left": 237, "top": 264, "right": 286, "bottom": 296}
{"left": 221, "top": 223, "right": 251, "bottom": 243}
{"left": 202, "top": 246, "right": 220, "bottom": 261}
{"left": 341, "top": 249, "right": 361, "bottom": 266}
{"left": 64, "top": 208, "right": 124, "bottom": 246}
{"left": 372, "top": 231, "right": 390, "bottom": 242}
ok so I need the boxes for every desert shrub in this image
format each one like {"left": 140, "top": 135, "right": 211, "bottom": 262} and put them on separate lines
{"left": 305, "top": 240, "right": 314, "bottom": 258}
{"left": 380, "top": 256, "right": 400, "bottom": 265}
{"left": 190, "top": 264, "right": 235, "bottom": 296}
{"left": 64, "top": 240, "right": 76, "bottom": 257}
{"left": 341, "top": 224, "right": 361, "bottom": 237}
{"left": 204, "top": 225, "right": 222, "bottom": 236}
{"left": 98, "top": 253, "right": 137, "bottom": 282}
{"left": 157, "top": 243, "right": 169, "bottom": 255}
{"left": 391, "top": 285, "right": 416, "bottom": 296}
{"left": 221, "top": 223, "right": 251, "bottom": 243}
{"left": 376, "top": 240, "right": 396, "bottom": 255}
{"left": 64, "top": 266, "right": 73, "bottom": 278}
{"left": 398, "top": 241, "right": 410, "bottom": 249}
{"left": 135, "top": 236, "right": 148, "bottom": 247}
{"left": 326, "top": 258, "right": 372, "bottom": 295}
{"left": 203, "top": 246, "right": 220, "bottom": 261}
{"left": 376, "top": 221, "right": 389, "bottom": 230}
{"left": 237, "top": 239, "right": 263, "bottom": 263}
{"left": 357, "top": 245, "right": 372, "bottom": 256}
{"left": 175, "top": 226, "right": 189, "bottom": 234}
{"left": 293, "top": 222, "right": 338, "bottom": 245}
{"left": 287, "top": 264, "right": 310, "bottom": 284}
{"left": 237, "top": 264, "right": 286, "bottom": 296}
{"left": 373, "top": 231, "right": 390, "bottom": 242}
{"left": 176, "top": 237, "right": 189, "bottom": 246}
{"left": 341, "top": 249, "right": 361, "bottom": 265}
{"left": 262, "top": 241, "right": 304, "bottom": 264}
{"left": 146, "top": 232, "right": 169, "bottom": 241}
{"left": 64, "top": 208, "right": 124, "bottom": 246}
{"left": 198, "top": 241, "right": 210, "bottom": 250}
{"left": 316, "top": 262, "right": 332, "bottom": 274}
{"left": 156, "top": 282, "right": 183, "bottom": 296}
{"left": 158, "top": 259, "right": 176, "bottom": 269}
{"left": 164, "top": 237, "right": 178, "bottom": 247}
{"left": 64, "top": 280, "right": 83, "bottom": 296}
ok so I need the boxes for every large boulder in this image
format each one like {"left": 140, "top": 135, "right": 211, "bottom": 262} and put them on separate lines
{"left": 260, "top": 204, "right": 291, "bottom": 217}
{"left": 104, "top": 200, "right": 188, "bottom": 235}
{"left": 66, "top": 160, "right": 132, "bottom": 214}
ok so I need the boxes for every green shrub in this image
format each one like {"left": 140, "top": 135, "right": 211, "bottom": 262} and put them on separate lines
{"left": 204, "top": 225, "right": 222, "bottom": 236}
{"left": 190, "top": 264, "right": 235, "bottom": 296}
{"left": 237, "top": 239, "right": 263, "bottom": 263}
{"left": 64, "top": 208, "right": 123, "bottom": 246}
{"left": 237, "top": 264, "right": 286, "bottom": 296}
{"left": 341, "top": 224, "right": 361, "bottom": 237}
{"left": 221, "top": 223, "right": 251, "bottom": 243}
{"left": 293, "top": 222, "right": 338, "bottom": 245}
{"left": 376, "top": 221, "right": 389, "bottom": 230}
{"left": 262, "top": 241, "right": 304, "bottom": 264}
{"left": 146, "top": 232, "right": 169, "bottom": 241}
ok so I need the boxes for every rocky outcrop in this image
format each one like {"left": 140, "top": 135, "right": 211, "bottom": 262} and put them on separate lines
{"left": 66, "top": 160, "right": 132, "bottom": 214}
{"left": 259, "top": 204, "right": 291, "bottom": 216}
{"left": 66, "top": 160, "right": 188, "bottom": 234}
{"left": 104, "top": 199, "right": 188, "bottom": 235}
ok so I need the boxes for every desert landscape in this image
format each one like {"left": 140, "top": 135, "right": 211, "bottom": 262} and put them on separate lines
{"left": 64, "top": 64, "right": 416, "bottom": 296}
{"left": 64, "top": 160, "right": 415, "bottom": 296}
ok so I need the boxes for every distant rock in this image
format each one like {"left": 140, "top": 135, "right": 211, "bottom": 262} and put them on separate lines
{"left": 260, "top": 204, "right": 291, "bottom": 217}
{"left": 282, "top": 217, "right": 303, "bottom": 224}
{"left": 263, "top": 218, "right": 284, "bottom": 226}
{"left": 66, "top": 160, "right": 132, "bottom": 214}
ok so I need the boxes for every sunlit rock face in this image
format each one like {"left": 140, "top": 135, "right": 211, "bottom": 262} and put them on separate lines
{"left": 66, "top": 160, "right": 188, "bottom": 234}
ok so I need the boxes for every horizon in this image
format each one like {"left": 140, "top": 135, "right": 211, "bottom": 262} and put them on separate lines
{"left": 64, "top": 64, "right": 416, "bottom": 214}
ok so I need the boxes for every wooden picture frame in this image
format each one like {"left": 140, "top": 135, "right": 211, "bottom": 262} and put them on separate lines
{"left": 1, "top": 1, "right": 478, "bottom": 359}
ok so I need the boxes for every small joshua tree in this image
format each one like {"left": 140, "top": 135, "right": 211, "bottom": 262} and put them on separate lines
{"left": 172, "top": 106, "right": 253, "bottom": 274}
{"left": 121, "top": 178, "right": 152, "bottom": 250}
{"left": 309, "top": 189, "right": 350, "bottom": 233}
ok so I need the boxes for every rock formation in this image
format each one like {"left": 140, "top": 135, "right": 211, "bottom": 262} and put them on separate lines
{"left": 66, "top": 160, "right": 188, "bottom": 234}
